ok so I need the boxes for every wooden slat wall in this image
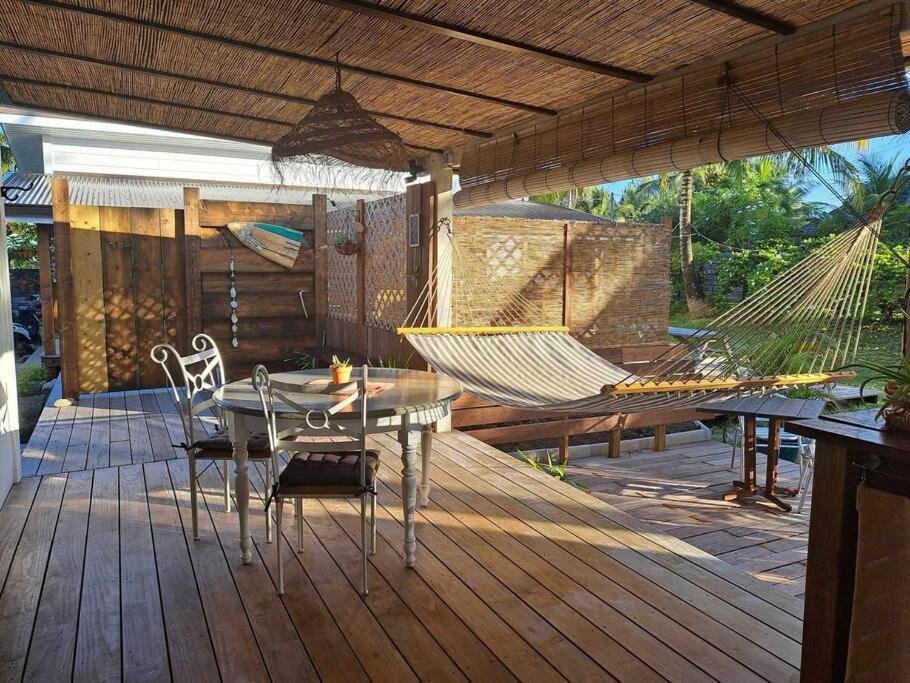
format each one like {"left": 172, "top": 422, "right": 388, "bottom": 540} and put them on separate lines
{"left": 197, "top": 199, "right": 317, "bottom": 381}
{"left": 56, "top": 188, "right": 318, "bottom": 392}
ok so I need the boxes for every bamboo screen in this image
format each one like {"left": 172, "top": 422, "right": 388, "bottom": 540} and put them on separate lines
{"left": 457, "top": 5, "right": 908, "bottom": 206}
{"left": 451, "top": 217, "right": 671, "bottom": 349}
{"left": 364, "top": 194, "right": 407, "bottom": 330}
{"left": 326, "top": 208, "right": 357, "bottom": 323}
{"left": 571, "top": 223, "right": 671, "bottom": 348}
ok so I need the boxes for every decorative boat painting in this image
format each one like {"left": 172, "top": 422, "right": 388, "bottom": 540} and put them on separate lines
{"left": 226, "top": 222, "right": 307, "bottom": 269}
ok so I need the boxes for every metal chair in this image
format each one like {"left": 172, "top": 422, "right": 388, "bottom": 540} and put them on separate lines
{"left": 253, "top": 364, "right": 379, "bottom": 596}
{"left": 796, "top": 441, "right": 815, "bottom": 513}
{"left": 151, "top": 334, "right": 273, "bottom": 540}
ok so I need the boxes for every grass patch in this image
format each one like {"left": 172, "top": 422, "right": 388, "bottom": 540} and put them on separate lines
{"left": 17, "top": 363, "right": 54, "bottom": 397}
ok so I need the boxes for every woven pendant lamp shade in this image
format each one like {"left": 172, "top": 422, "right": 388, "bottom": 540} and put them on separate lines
{"left": 271, "top": 82, "right": 408, "bottom": 172}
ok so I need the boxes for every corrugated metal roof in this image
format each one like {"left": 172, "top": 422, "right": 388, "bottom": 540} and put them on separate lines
{"left": 454, "top": 199, "right": 608, "bottom": 221}
{"left": 3, "top": 173, "right": 609, "bottom": 222}
{"left": 1, "top": 172, "right": 384, "bottom": 209}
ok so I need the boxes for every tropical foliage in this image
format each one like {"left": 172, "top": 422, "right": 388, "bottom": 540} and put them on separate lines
{"left": 1, "top": 130, "right": 14, "bottom": 174}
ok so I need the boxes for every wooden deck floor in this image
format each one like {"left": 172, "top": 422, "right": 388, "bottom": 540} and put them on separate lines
{"left": 2, "top": 390, "right": 803, "bottom": 682}
{"left": 567, "top": 439, "right": 811, "bottom": 599}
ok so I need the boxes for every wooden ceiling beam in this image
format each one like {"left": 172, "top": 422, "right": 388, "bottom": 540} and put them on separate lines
{"left": 0, "top": 41, "right": 491, "bottom": 139}
{"left": 19, "top": 0, "right": 556, "bottom": 116}
{"left": 313, "top": 0, "right": 652, "bottom": 81}
{"left": 687, "top": 0, "right": 795, "bottom": 35}
{"left": 0, "top": 75, "right": 445, "bottom": 154}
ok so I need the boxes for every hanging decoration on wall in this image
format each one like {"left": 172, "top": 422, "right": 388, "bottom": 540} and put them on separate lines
{"left": 270, "top": 54, "right": 408, "bottom": 184}
{"left": 226, "top": 222, "right": 304, "bottom": 269}
{"left": 229, "top": 255, "right": 239, "bottom": 348}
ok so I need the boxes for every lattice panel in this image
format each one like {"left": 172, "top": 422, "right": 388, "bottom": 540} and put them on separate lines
{"left": 326, "top": 208, "right": 358, "bottom": 323}
{"left": 364, "top": 195, "right": 407, "bottom": 330}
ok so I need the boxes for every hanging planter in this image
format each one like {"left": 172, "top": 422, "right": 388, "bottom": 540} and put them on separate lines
{"left": 334, "top": 235, "right": 362, "bottom": 256}
{"left": 9, "top": 248, "right": 36, "bottom": 260}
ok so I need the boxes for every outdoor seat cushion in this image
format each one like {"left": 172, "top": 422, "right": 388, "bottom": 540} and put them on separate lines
{"left": 276, "top": 450, "right": 380, "bottom": 496}
{"left": 193, "top": 427, "right": 271, "bottom": 458}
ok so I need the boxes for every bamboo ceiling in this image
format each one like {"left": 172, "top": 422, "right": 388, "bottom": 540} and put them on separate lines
{"left": 0, "top": 0, "right": 876, "bottom": 160}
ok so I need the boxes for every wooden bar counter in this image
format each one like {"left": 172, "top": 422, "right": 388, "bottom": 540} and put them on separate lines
{"left": 786, "top": 409, "right": 910, "bottom": 682}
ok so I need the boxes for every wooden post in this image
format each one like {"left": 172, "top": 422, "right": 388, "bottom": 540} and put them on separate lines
{"left": 428, "top": 154, "right": 453, "bottom": 432}
{"left": 313, "top": 193, "right": 328, "bottom": 347}
{"left": 560, "top": 222, "right": 574, "bottom": 464}
{"left": 653, "top": 424, "right": 667, "bottom": 451}
{"left": 428, "top": 154, "right": 453, "bottom": 330}
{"left": 52, "top": 177, "right": 79, "bottom": 398}
{"left": 182, "top": 187, "right": 203, "bottom": 343}
{"left": 355, "top": 198, "right": 367, "bottom": 356}
{"left": 608, "top": 428, "right": 622, "bottom": 458}
{"left": 0, "top": 198, "right": 21, "bottom": 501}
{"left": 37, "top": 223, "right": 56, "bottom": 357}
{"left": 801, "top": 443, "right": 860, "bottom": 681}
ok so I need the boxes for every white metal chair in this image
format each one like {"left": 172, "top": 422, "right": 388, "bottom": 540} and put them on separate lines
{"left": 253, "top": 364, "right": 379, "bottom": 596}
{"left": 151, "top": 334, "right": 273, "bottom": 540}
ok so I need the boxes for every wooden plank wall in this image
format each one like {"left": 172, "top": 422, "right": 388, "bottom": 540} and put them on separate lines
{"left": 197, "top": 199, "right": 318, "bottom": 381}
{"left": 54, "top": 184, "right": 320, "bottom": 394}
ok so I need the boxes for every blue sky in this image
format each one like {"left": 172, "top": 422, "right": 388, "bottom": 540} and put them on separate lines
{"left": 597, "top": 133, "right": 910, "bottom": 209}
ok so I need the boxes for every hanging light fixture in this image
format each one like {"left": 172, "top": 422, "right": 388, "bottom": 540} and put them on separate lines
{"left": 271, "top": 55, "right": 409, "bottom": 174}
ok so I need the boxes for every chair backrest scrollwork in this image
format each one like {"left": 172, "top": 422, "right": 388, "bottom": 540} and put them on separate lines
{"left": 253, "top": 365, "right": 370, "bottom": 498}
{"left": 150, "top": 334, "right": 226, "bottom": 448}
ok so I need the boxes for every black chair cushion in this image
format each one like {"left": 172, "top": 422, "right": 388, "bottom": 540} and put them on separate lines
{"left": 193, "top": 427, "right": 271, "bottom": 458}
{"left": 277, "top": 450, "right": 380, "bottom": 496}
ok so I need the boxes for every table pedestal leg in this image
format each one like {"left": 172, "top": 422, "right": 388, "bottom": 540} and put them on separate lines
{"left": 419, "top": 425, "right": 433, "bottom": 508}
{"left": 229, "top": 415, "right": 253, "bottom": 565}
{"left": 725, "top": 415, "right": 758, "bottom": 502}
{"left": 399, "top": 423, "right": 420, "bottom": 567}
{"left": 762, "top": 418, "right": 794, "bottom": 512}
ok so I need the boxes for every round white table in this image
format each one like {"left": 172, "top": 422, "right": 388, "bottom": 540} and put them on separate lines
{"left": 213, "top": 367, "right": 462, "bottom": 566}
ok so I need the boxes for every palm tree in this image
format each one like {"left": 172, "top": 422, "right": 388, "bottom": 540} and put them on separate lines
{"left": 842, "top": 153, "right": 910, "bottom": 212}
{"left": 1, "top": 130, "right": 14, "bottom": 174}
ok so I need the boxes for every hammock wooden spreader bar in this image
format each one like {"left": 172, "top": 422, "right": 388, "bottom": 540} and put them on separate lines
{"left": 602, "top": 372, "right": 857, "bottom": 396}
{"left": 397, "top": 326, "right": 569, "bottom": 335}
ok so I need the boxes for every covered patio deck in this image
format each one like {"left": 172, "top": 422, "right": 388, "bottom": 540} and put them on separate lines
{"left": 2, "top": 389, "right": 801, "bottom": 681}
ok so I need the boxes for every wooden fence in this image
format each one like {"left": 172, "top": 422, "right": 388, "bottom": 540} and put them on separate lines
{"left": 53, "top": 179, "right": 326, "bottom": 396}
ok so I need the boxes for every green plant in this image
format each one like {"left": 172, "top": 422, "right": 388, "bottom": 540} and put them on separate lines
{"left": 517, "top": 449, "right": 584, "bottom": 488}
{"left": 839, "top": 359, "right": 910, "bottom": 418}
{"left": 285, "top": 351, "right": 317, "bottom": 370}
{"left": 330, "top": 354, "right": 351, "bottom": 369}
{"left": 16, "top": 364, "right": 54, "bottom": 398}
{"left": 370, "top": 353, "right": 414, "bottom": 369}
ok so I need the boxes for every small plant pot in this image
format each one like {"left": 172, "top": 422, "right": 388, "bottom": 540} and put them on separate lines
{"left": 330, "top": 366, "right": 352, "bottom": 384}
{"left": 884, "top": 402, "right": 910, "bottom": 431}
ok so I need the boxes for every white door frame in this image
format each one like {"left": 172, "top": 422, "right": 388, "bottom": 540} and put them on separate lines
{"left": 0, "top": 198, "right": 21, "bottom": 506}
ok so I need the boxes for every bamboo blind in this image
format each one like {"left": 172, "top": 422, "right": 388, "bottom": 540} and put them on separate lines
{"left": 456, "top": 5, "right": 908, "bottom": 207}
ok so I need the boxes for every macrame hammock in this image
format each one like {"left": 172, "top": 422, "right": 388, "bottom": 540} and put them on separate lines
{"left": 397, "top": 198, "right": 898, "bottom": 415}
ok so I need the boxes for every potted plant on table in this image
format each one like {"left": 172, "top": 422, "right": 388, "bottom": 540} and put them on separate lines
{"left": 329, "top": 355, "right": 352, "bottom": 384}
{"left": 841, "top": 359, "right": 910, "bottom": 431}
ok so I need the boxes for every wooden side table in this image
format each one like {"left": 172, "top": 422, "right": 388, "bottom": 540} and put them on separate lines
{"left": 786, "top": 409, "right": 910, "bottom": 681}
{"left": 697, "top": 395, "right": 824, "bottom": 512}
